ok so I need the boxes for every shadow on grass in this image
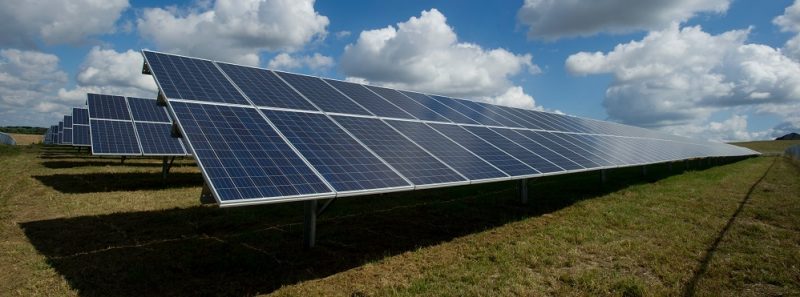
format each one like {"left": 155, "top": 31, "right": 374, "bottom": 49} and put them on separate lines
{"left": 21, "top": 159, "right": 742, "bottom": 296}
{"left": 33, "top": 172, "right": 204, "bottom": 193}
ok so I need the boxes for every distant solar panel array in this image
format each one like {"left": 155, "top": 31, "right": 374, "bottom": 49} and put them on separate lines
{"left": 141, "top": 50, "right": 758, "bottom": 207}
{"left": 44, "top": 93, "right": 189, "bottom": 157}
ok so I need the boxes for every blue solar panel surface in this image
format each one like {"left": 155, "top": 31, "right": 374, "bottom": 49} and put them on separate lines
{"left": 428, "top": 95, "right": 501, "bottom": 126}
{"left": 365, "top": 86, "right": 451, "bottom": 122}
{"left": 64, "top": 115, "right": 73, "bottom": 128}
{"left": 517, "top": 130, "right": 602, "bottom": 169}
{"left": 428, "top": 123, "right": 538, "bottom": 176}
{"left": 398, "top": 91, "right": 480, "bottom": 124}
{"left": 72, "top": 125, "right": 91, "bottom": 146}
{"left": 386, "top": 120, "right": 508, "bottom": 181}
{"left": 88, "top": 94, "right": 131, "bottom": 120}
{"left": 62, "top": 128, "right": 72, "bottom": 144}
{"left": 463, "top": 126, "right": 563, "bottom": 174}
{"left": 324, "top": 79, "right": 415, "bottom": 119}
{"left": 491, "top": 128, "right": 581, "bottom": 171}
{"left": 136, "top": 122, "right": 186, "bottom": 155}
{"left": 143, "top": 51, "right": 248, "bottom": 105}
{"left": 90, "top": 120, "right": 141, "bottom": 155}
{"left": 332, "top": 115, "right": 466, "bottom": 186}
{"left": 73, "top": 108, "right": 89, "bottom": 125}
{"left": 263, "top": 109, "right": 411, "bottom": 192}
{"left": 128, "top": 97, "right": 171, "bottom": 122}
{"left": 217, "top": 63, "right": 318, "bottom": 111}
{"left": 275, "top": 71, "right": 371, "bottom": 115}
{"left": 170, "top": 101, "right": 332, "bottom": 202}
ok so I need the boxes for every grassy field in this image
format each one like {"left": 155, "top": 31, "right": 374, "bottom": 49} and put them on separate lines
{"left": 0, "top": 143, "right": 797, "bottom": 296}
{"left": 7, "top": 133, "right": 43, "bottom": 145}
{"left": 732, "top": 139, "right": 800, "bottom": 155}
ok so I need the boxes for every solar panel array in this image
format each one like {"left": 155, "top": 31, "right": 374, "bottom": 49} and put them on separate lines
{"left": 62, "top": 115, "right": 73, "bottom": 145}
{"left": 71, "top": 108, "right": 91, "bottom": 146}
{"left": 142, "top": 50, "right": 758, "bottom": 207}
{"left": 87, "top": 93, "right": 188, "bottom": 156}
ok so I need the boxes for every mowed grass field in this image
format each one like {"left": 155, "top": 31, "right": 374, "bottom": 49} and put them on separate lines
{"left": 6, "top": 133, "right": 42, "bottom": 145}
{"left": 0, "top": 142, "right": 798, "bottom": 296}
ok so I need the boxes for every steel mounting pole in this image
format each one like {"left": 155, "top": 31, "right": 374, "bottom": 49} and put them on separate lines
{"left": 303, "top": 199, "right": 318, "bottom": 248}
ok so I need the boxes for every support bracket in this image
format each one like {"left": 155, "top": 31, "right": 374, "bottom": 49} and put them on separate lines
{"left": 199, "top": 183, "right": 216, "bottom": 204}
{"left": 141, "top": 62, "right": 152, "bottom": 75}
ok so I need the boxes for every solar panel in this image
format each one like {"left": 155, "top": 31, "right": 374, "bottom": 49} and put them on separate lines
{"left": 274, "top": 71, "right": 371, "bottom": 115}
{"left": 142, "top": 51, "right": 248, "bottom": 105}
{"left": 128, "top": 97, "right": 172, "bottom": 122}
{"left": 385, "top": 120, "right": 508, "bottom": 181}
{"left": 73, "top": 108, "right": 89, "bottom": 125}
{"left": 365, "top": 86, "right": 452, "bottom": 122}
{"left": 90, "top": 120, "right": 141, "bottom": 155}
{"left": 62, "top": 115, "right": 73, "bottom": 145}
{"left": 331, "top": 115, "right": 467, "bottom": 187}
{"left": 64, "top": 115, "right": 73, "bottom": 128}
{"left": 72, "top": 125, "right": 91, "bottom": 146}
{"left": 135, "top": 122, "right": 186, "bottom": 155}
{"left": 324, "top": 79, "right": 415, "bottom": 119}
{"left": 57, "top": 121, "right": 64, "bottom": 145}
{"left": 263, "top": 109, "right": 412, "bottom": 193}
{"left": 169, "top": 101, "right": 333, "bottom": 204}
{"left": 427, "top": 123, "right": 539, "bottom": 177}
{"left": 141, "top": 50, "right": 759, "bottom": 208}
{"left": 217, "top": 62, "right": 318, "bottom": 111}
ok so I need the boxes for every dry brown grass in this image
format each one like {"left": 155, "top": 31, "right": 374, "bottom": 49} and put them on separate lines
{"left": 7, "top": 133, "right": 43, "bottom": 145}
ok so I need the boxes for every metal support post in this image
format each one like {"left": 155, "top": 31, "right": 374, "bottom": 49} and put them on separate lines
{"left": 120, "top": 156, "right": 126, "bottom": 164}
{"left": 199, "top": 183, "right": 215, "bottom": 204}
{"left": 641, "top": 165, "right": 647, "bottom": 177}
{"left": 518, "top": 179, "right": 528, "bottom": 205}
{"left": 303, "top": 199, "right": 318, "bottom": 248}
{"left": 161, "top": 156, "right": 176, "bottom": 180}
{"left": 668, "top": 162, "right": 673, "bottom": 172}
{"left": 601, "top": 169, "right": 608, "bottom": 185}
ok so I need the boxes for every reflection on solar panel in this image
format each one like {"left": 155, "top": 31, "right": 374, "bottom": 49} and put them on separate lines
{"left": 141, "top": 50, "right": 759, "bottom": 207}
{"left": 87, "top": 93, "right": 187, "bottom": 156}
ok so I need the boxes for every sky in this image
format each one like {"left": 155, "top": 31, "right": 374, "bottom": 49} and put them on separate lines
{"left": 1, "top": 0, "right": 799, "bottom": 141}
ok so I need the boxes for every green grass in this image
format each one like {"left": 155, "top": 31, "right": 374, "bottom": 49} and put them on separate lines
{"left": 731, "top": 140, "right": 800, "bottom": 154}
{"left": 1, "top": 144, "right": 798, "bottom": 296}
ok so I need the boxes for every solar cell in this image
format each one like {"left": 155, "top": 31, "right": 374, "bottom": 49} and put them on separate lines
{"left": 516, "top": 130, "right": 601, "bottom": 169}
{"left": 427, "top": 95, "right": 501, "bottom": 126}
{"left": 263, "top": 109, "right": 412, "bottom": 193}
{"left": 548, "top": 133, "right": 618, "bottom": 166}
{"left": 169, "top": 101, "right": 333, "bottom": 203}
{"left": 427, "top": 123, "right": 538, "bottom": 176}
{"left": 331, "top": 115, "right": 467, "bottom": 186}
{"left": 452, "top": 99, "right": 525, "bottom": 128}
{"left": 217, "top": 62, "right": 318, "bottom": 111}
{"left": 135, "top": 122, "right": 186, "bottom": 155}
{"left": 90, "top": 120, "right": 141, "bottom": 155}
{"left": 62, "top": 128, "right": 73, "bottom": 144}
{"left": 324, "top": 79, "right": 415, "bottom": 119}
{"left": 128, "top": 97, "right": 171, "bottom": 122}
{"left": 462, "top": 126, "right": 563, "bottom": 173}
{"left": 88, "top": 93, "right": 131, "bottom": 120}
{"left": 386, "top": 120, "right": 508, "bottom": 181}
{"left": 73, "top": 108, "right": 89, "bottom": 125}
{"left": 275, "top": 71, "right": 371, "bottom": 115}
{"left": 64, "top": 115, "right": 73, "bottom": 128}
{"left": 72, "top": 125, "right": 91, "bottom": 146}
{"left": 398, "top": 91, "right": 480, "bottom": 124}
{"left": 490, "top": 128, "right": 582, "bottom": 170}
{"left": 365, "top": 86, "right": 451, "bottom": 122}
{"left": 142, "top": 51, "right": 249, "bottom": 105}
{"left": 58, "top": 121, "right": 63, "bottom": 145}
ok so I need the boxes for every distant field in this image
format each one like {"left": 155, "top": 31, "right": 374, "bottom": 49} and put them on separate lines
{"left": 8, "top": 133, "right": 42, "bottom": 145}
{"left": 731, "top": 139, "right": 800, "bottom": 154}
{"left": 0, "top": 144, "right": 797, "bottom": 296}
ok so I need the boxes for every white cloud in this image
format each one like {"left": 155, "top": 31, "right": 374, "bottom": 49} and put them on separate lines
{"left": 774, "top": 0, "right": 800, "bottom": 33}
{"left": 267, "top": 53, "right": 334, "bottom": 71}
{"left": 660, "top": 114, "right": 772, "bottom": 142}
{"left": 335, "top": 31, "right": 352, "bottom": 39}
{"left": 518, "top": 0, "right": 729, "bottom": 40}
{"left": 0, "top": 0, "right": 129, "bottom": 48}
{"left": 58, "top": 47, "right": 158, "bottom": 102}
{"left": 566, "top": 23, "right": 800, "bottom": 131}
{"left": 137, "top": 0, "right": 329, "bottom": 66}
{"left": 0, "top": 49, "right": 69, "bottom": 126}
{"left": 340, "top": 9, "right": 541, "bottom": 109}
{"left": 483, "top": 86, "right": 541, "bottom": 110}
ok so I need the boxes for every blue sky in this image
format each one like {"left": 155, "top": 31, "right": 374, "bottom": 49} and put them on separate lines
{"left": 1, "top": 0, "right": 799, "bottom": 141}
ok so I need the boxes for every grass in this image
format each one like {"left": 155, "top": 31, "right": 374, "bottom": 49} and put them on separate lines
{"left": 7, "top": 133, "right": 43, "bottom": 145}
{"left": 731, "top": 139, "right": 800, "bottom": 155}
{"left": 0, "top": 143, "right": 798, "bottom": 296}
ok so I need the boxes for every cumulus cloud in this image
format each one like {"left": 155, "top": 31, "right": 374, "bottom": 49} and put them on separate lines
{"left": 267, "top": 53, "right": 334, "bottom": 71}
{"left": 566, "top": 23, "right": 800, "bottom": 134}
{"left": 517, "top": 0, "right": 729, "bottom": 40}
{"left": 340, "top": 9, "right": 541, "bottom": 109}
{"left": 0, "top": 0, "right": 129, "bottom": 48}
{"left": 58, "top": 47, "right": 158, "bottom": 102}
{"left": 775, "top": 0, "right": 800, "bottom": 61}
{"left": 660, "top": 115, "right": 772, "bottom": 142}
{"left": 137, "top": 0, "right": 329, "bottom": 66}
{"left": 0, "top": 49, "right": 69, "bottom": 126}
